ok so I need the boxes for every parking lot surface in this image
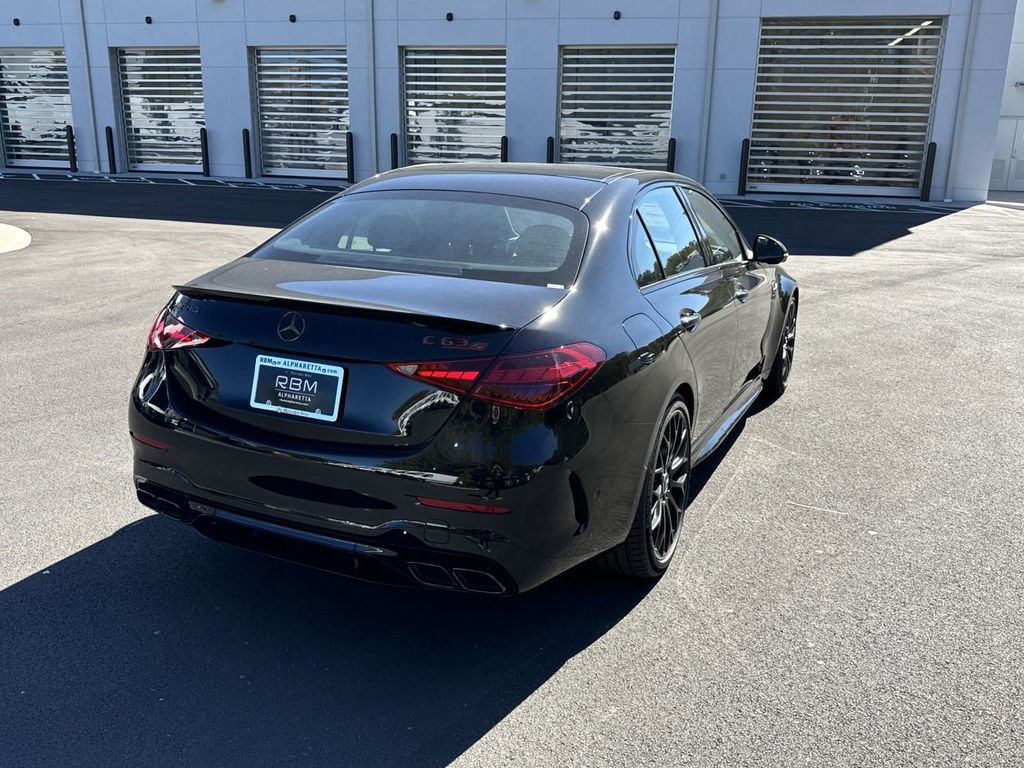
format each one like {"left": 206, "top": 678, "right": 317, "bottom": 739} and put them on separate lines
{"left": 1, "top": 180, "right": 1021, "bottom": 767}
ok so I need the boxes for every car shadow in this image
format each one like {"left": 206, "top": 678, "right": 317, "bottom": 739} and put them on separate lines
{"left": 687, "top": 389, "right": 781, "bottom": 504}
{"left": 0, "top": 516, "right": 653, "bottom": 768}
{"left": 689, "top": 423, "right": 745, "bottom": 504}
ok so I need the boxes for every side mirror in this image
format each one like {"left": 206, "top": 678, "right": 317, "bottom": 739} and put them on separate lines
{"left": 753, "top": 234, "right": 788, "bottom": 264}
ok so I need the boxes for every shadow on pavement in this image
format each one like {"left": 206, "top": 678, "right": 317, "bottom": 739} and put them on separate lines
{"left": 689, "top": 415, "right": 746, "bottom": 505}
{"left": 0, "top": 178, "right": 333, "bottom": 228}
{"left": 727, "top": 204, "right": 954, "bottom": 257}
{"left": 688, "top": 389, "right": 782, "bottom": 504}
{"left": 0, "top": 516, "right": 652, "bottom": 768}
{"left": 0, "top": 177, "right": 960, "bottom": 257}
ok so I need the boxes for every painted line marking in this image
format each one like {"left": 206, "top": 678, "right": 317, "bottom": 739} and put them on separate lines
{"left": 751, "top": 436, "right": 807, "bottom": 459}
{"left": 785, "top": 501, "right": 848, "bottom": 517}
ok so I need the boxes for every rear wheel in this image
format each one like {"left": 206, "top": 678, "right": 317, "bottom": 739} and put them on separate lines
{"left": 765, "top": 300, "right": 797, "bottom": 398}
{"left": 600, "top": 398, "right": 691, "bottom": 579}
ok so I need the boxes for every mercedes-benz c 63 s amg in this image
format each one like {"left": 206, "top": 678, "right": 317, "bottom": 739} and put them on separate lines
{"left": 130, "top": 164, "right": 798, "bottom": 595}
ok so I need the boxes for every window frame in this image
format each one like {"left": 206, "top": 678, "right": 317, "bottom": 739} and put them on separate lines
{"left": 630, "top": 209, "right": 665, "bottom": 288}
{"left": 627, "top": 182, "right": 717, "bottom": 291}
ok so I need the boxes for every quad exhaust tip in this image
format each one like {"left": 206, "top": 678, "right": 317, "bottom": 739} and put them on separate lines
{"left": 408, "top": 562, "right": 506, "bottom": 594}
{"left": 452, "top": 568, "right": 505, "bottom": 594}
{"left": 408, "top": 562, "right": 456, "bottom": 589}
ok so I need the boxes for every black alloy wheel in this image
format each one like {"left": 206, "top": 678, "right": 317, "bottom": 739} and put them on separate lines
{"left": 600, "top": 398, "right": 691, "bottom": 578}
{"left": 766, "top": 301, "right": 797, "bottom": 397}
{"left": 780, "top": 302, "right": 797, "bottom": 384}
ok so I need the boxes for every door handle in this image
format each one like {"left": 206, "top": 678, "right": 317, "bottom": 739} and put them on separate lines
{"left": 678, "top": 308, "right": 701, "bottom": 333}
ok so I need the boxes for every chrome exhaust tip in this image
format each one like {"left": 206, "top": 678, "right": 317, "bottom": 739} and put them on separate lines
{"left": 452, "top": 568, "right": 506, "bottom": 594}
{"left": 408, "top": 562, "right": 457, "bottom": 589}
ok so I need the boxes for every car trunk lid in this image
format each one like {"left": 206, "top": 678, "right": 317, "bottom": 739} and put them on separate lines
{"left": 163, "top": 259, "right": 567, "bottom": 447}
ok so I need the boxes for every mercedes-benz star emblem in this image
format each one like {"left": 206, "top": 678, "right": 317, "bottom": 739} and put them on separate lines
{"left": 277, "top": 311, "right": 305, "bottom": 342}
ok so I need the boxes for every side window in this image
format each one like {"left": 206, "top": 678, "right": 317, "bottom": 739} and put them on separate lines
{"left": 686, "top": 190, "right": 744, "bottom": 265}
{"left": 636, "top": 187, "right": 705, "bottom": 279}
{"left": 630, "top": 213, "right": 664, "bottom": 288}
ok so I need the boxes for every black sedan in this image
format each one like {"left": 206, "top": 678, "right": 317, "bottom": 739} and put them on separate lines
{"left": 130, "top": 164, "right": 798, "bottom": 595}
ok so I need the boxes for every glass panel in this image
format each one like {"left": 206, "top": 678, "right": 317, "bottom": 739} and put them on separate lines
{"left": 631, "top": 213, "right": 664, "bottom": 288}
{"left": 748, "top": 17, "right": 943, "bottom": 191}
{"left": 686, "top": 191, "right": 743, "bottom": 265}
{"left": 559, "top": 47, "right": 675, "bottom": 169}
{"left": 0, "top": 47, "right": 72, "bottom": 168}
{"left": 118, "top": 48, "right": 205, "bottom": 171}
{"left": 253, "top": 48, "right": 348, "bottom": 177}
{"left": 252, "top": 191, "right": 587, "bottom": 287}
{"left": 402, "top": 48, "right": 506, "bottom": 164}
{"left": 636, "top": 188, "right": 704, "bottom": 277}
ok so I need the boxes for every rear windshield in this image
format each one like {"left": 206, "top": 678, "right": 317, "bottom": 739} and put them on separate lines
{"left": 249, "top": 190, "right": 589, "bottom": 288}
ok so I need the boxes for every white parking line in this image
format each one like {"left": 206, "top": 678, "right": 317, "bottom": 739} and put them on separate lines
{"left": 785, "top": 501, "right": 848, "bottom": 516}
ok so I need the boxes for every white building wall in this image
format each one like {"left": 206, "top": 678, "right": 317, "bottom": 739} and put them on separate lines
{"left": 944, "top": 0, "right": 1017, "bottom": 199}
{"left": 0, "top": 0, "right": 1016, "bottom": 201}
{"left": 1000, "top": 0, "right": 1024, "bottom": 116}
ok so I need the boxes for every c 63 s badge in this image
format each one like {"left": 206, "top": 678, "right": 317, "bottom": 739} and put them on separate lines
{"left": 422, "top": 336, "right": 488, "bottom": 352}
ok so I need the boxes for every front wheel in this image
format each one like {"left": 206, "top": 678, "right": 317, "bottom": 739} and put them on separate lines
{"left": 599, "top": 398, "right": 691, "bottom": 579}
{"left": 765, "top": 300, "right": 797, "bottom": 398}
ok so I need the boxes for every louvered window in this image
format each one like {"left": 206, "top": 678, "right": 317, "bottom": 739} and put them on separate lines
{"left": 748, "top": 18, "right": 944, "bottom": 195}
{"left": 0, "top": 47, "right": 72, "bottom": 168}
{"left": 253, "top": 48, "right": 348, "bottom": 178}
{"left": 402, "top": 48, "right": 506, "bottom": 164}
{"left": 118, "top": 48, "right": 205, "bottom": 172}
{"left": 558, "top": 47, "right": 675, "bottom": 169}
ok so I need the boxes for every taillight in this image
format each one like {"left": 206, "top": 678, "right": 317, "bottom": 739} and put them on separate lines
{"left": 388, "top": 358, "right": 490, "bottom": 396}
{"left": 388, "top": 342, "right": 605, "bottom": 411}
{"left": 147, "top": 307, "right": 210, "bottom": 350}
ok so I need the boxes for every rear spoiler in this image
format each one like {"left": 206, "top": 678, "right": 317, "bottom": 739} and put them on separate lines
{"left": 172, "top": 283, "right": 508, "bottom": 335}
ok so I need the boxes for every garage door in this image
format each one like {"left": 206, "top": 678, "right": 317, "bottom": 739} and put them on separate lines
{"left": 747, "top": 18, "right": 944, "bottom": 196}
{"left": 118, "top": 48, "right": 205, "bottom": 172}
{"left": 0, "top": 47, "right": 73, "bottom": 169}
{"left": 253, "top": 48, "right": 348, "bottom": 178}
{"left": 402, "top": 48, "right": 506, "bottom": 164}
{"left": 558, "top": 47, "right": 676, "bottom": 169}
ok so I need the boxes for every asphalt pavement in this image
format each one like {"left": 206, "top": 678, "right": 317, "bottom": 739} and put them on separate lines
{"left": 0, "top": 179, "right": 1021, "bottom": 767}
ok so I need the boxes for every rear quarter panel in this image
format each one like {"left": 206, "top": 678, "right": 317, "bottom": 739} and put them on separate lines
{"left": 505, "top": 181, "right": 701, "bottom": 557}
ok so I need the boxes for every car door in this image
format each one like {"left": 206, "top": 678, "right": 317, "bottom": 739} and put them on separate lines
{"left": 631, "top": 185, "right": 739, "bottom": 437}
{"left": 682, "top": 187, "right": 774, "bottom": 389}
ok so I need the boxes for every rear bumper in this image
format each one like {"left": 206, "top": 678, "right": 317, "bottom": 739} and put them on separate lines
{"left": 136, "top": 479, "right": 519, "bottom": 594}
{"left": 129, "top": 413, "right": 604, "bottom": 595}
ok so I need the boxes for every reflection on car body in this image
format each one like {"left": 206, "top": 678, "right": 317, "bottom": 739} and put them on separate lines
{"left": 130, "top": 163, "right": 798, "bottom": 594}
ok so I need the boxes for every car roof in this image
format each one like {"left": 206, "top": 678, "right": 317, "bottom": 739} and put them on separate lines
{"left": 344, "top": 163, "right": 703, "bottom": 210}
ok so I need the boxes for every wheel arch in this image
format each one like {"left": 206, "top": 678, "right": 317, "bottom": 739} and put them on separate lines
{"left": 779, "top": 270, "right": 799, "bottom": 310}
{"left": 674, "top": 382, "right": 695, "bottom": 427}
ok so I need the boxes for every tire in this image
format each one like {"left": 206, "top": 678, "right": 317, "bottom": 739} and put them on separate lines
{"left": 599, "top": 397, "right": 691, "bottom": 579}
{"left": 765, "top": 300, "right": 797, "bottom": 399}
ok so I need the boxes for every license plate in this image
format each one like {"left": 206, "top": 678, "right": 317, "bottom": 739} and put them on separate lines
{"left": 249, "top": 354, "right": 344, "bottom": 422}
